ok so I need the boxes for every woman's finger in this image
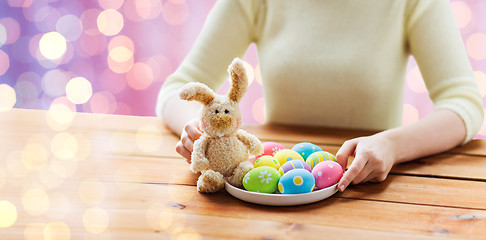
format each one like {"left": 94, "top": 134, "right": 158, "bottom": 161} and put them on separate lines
{"left": 176, "top": 140, "right": 192, "bottom": 163}
{"left": 338, "top": 154, "right": 367, "bottom": 192}
{"left": 336, "top": 138, "right": 359, "bottom": 171}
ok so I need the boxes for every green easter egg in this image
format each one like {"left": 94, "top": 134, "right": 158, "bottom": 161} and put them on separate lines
{"left": 254, "top": 155, "right": 281, "bottom": 170}
{"left": 242, "top": 166, "right": 281, "bottom": 193}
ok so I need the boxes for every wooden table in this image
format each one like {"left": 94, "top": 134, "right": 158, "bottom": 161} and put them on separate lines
{"left": 1, "top": 108, "right": 485, "bottom": 239}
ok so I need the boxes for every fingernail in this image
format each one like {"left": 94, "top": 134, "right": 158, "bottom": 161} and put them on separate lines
{"left": 339, "top": 185, "right": 345, "bottom": 192}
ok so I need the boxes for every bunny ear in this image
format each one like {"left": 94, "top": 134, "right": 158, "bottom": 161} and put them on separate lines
{"left": 227, "top": 58, "right": 248, "bottom": 103}
{"left": 179, "top": 82, "right": 216, "bottom": 105}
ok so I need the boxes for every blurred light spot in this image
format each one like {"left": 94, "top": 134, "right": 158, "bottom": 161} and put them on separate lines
{"left": 81, "top": 9, "right": 102, "bottom": 35}
{"left": 0, "top": 167, "right": 5, "bottom": 190}
{"left": 23, "top": 0, "right": 49, "bottom": 22}
{"left": 0, "top": 50, "right": 10, "bottom": 76}
{"left": 136, "top": 0, "right": 163, "bottom": 20}
{"left": 51, "top": 132, "right": 78, "bottom": 160}
{"left": 29, "top": 33, "right": 42, "bottom": 59}
{"left": 78, "top": 179, "right": 106, "bottom": 205}
{"left": 176, "top": 228, "right": 202, "bottom": 240}
{"left": 7, "top": 0, "right": 33, "bottom": 7}
{"left": 83, "top": 207, "right": 109, "bottom": 234}
{"left": 108, "top": 35, "right": 134, "bottom": 51}
{"left": 97, "top": 9, "right": 124, "bottom": 36}
{"left": 467, "top": 33, "right": 486, "bottom": 60}
{"left": 51, "top": 96, "right": 77, "bottom": 112}
{"left": 22, "top": 187, "right": 50, "bottom": 216}
{"left": 402, "top": 103, "right": 419, "bottom": 126}
{"left": 7, "top": 150, "right": 30, "bottom": 177}
{"left": 474, "top": 71, "right": 486, "bottom": 97}
{"left": 39, "top": 32, "right": 67, "bottom": 60}
{"left": 252, "top": 97, "right": 266, "bottom": 124}
{"left": 406, "top": 66, "right": 427, "bottom": 93}
{"left": 136, "top": 125, "right": 164, "bottom": 152}
{"left": 100, "top": 69, "right": 126, "bottom": 93}
{"left": 39, "top": 167, "right": 65, "bottom": 189}
{"left": 35, "top": 7, "right": 61, "bottom": 33}
{"left": 255, "top": 64, "right": 262, "bottom": 85}
{"left": 42, "top": 69, "right": 69, "bottom": 97}
{"left": 72, "top": 133, "right": 91, "bottom": 161}
{"left": 146, "top": 55, "right": 172, "bottom": 82}
{"left": 44, "top": 222, "right": 71, "bottom": 240}
{"left": 45, "top": 193, "right": 70, "bottom": 220}
{"left": 89, "top": 91, "right": 117, "bottom": 114}
{"left": 109, "top": 46, "right": 132, "bottom": 62}
{"left": 110, "top": 131, "right": 136, "bottom": 155}
{"left": 451, "top": 1, "right": 472, "bottom": 29}
{"left": 0, "top": 201, "right": 17, "bottom": 227}
{"left": 80, "top": 33, "right": 107, "bottom": 56}
{"left": 66, "top": 77, "right": 93, "bottom": 104}
{"left": 0, "top": 24, "right": 6, "bottom": 47}
{"left": 145, "top": 204, "right": 173, "bottom": 231}
{"left": 108, "top": 53, "right": 134, "bottom": 73}
{"left": 116, "top": 102, "right": 132, "bottom": 115}
{"left": 46, "top": 102, "right": 75, "bottom": 131}
{"left": 0, "top": 17, "right": 20, "bottom": 45}
{"left": 0, "top": 84, "right": 16, "bottom": 112}
{"left": 50, "top": 157, "right": 79, "bottom": 178}
{"left": 56, "top": 14, "right": 83, "bottom": 42}
{"left": 162, "top": 0, "right": 189, "bottom": 25}
{"left": 21, "top": 143, "right": 49, "bottom": 171}
{"left": 126, "top": 62, "right": 154, "bottom": 90}
{"left": 25, "top": 223, "right": 47, "bottom": 240}
{"left": 98, "top": 0, "right": 125, "bottom": 10}
{"left": 242, "top": 61, "right": 255, "bottom": 85}
{"left": 15, "top": 74, "right": 40, "bottom": 100}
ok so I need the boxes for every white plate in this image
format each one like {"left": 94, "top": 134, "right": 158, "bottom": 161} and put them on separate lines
{"left": 224, "top": 181, "right": 338, "bottom": 206}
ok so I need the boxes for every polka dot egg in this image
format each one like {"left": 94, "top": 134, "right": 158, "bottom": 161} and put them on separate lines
{"left": 278, "top": 169, "right": 315, "bottom": 194}
{"left": 256, "top": 142, "right": 286, "bottom": 159}
{"left": 292, "top": 142, "right": 323, "bottom": 160}
{"left": 312, "top": 161, "right": 343, "bottom": 189}
{"left": 278, "top": 159, "right": 311, "bottom": 176}
{"left": 254, "top": 155, "right": 280, "bottom": 170}
{"left": 306, "top": 151, "right": 337, "bottom": 169}
{"left": 274, "top": 149, "right": 304, "bottom": 166}
{"left": 243, "top": 166, "right": 281, "bottom": 193}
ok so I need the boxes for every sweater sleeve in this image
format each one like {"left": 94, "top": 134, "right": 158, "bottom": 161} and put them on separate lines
{"left": 407, "top": 0, "right": 484, "bottom": 144}
{"left": 155, "top": 0, "right": 260, "bottom": 118}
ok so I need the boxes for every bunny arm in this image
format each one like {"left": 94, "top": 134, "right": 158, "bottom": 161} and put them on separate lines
{"left": 190, "top": 134, "right": 210, "bottom": 173}
{"left": 236, "top": 129, "right": 264, "bottom": 156}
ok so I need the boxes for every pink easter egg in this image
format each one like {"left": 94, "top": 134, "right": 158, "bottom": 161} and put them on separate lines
{"left": 256, "top": 142, "right": 285, "bottom": 159}
{"left": 312, "top": 160, "right": 343, "bottom": 189}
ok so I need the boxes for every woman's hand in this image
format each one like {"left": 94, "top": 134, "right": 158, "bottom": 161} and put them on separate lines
{"left": 336, "top": 132, "right": 397, "bottom": 192}
{"left": 175, "top": 119, "right": 202, "bottom": 163}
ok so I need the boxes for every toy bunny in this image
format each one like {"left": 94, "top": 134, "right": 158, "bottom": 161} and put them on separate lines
{"left": 179, "top": 58, "right": 263, "bottom": 193}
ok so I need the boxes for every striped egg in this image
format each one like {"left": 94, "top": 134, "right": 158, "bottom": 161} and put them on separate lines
{"left": 278, "top": 159, "right": 311, "bottom": 176}
{"left": 306, "top": 151, "right": 337, "bottom": 169}
{"left": 292, "top": 142, "right": 323, "bottom": 160}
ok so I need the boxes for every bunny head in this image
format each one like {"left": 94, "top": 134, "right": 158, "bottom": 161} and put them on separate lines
{"left": 179, "top": 58, "right": 249, "bottom": 137}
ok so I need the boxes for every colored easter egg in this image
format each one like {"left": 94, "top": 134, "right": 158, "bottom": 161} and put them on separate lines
{"left": 306, "top": 151, "right": 337, "bottom": 169}
{"left": 256, "top": 142, "right": 286, "bottom": 159}
{"left": 243, "top": 166, "right": 281, "bottom": 193}
{"left": 254, "top": 155, "right": 281, "bottom": 170}
{"left": 274, "top": 149, "right": 304, "bottom": 166}
{"left": 278, "top": 169, "right": 315, "bottom": 194}
{"left": 292, "top": 142, "right": 323, "bottom": 160}
{"left": 312, "top": 161, "right": 343, "bottom": 189}
{"left": 278, "top": 159, "right": 311, "bottom": 176}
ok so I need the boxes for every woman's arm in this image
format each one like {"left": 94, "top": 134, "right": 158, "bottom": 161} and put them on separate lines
{"left": 336, "top": 108, "right": 466, "bottom": 191}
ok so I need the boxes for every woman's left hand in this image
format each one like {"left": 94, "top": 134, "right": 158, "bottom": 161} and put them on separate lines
{"left": 336, "top": 132, "right": 397, "bottom": 192}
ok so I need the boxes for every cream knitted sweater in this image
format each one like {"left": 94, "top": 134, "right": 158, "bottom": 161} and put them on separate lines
{"left": 157, "top": 0, "right": 484, "bottom": 143}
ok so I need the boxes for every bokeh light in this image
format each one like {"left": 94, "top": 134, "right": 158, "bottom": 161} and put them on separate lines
{"left": 136, "top": 125, "right": 164, "bottom": 152}
{"left": 162, "top": 0, "right": 189, "bottom": 25}
{"left": 474, "top": 71, "right": 486, "bottom": 97}
{"left": 0, "top": 84, "right": 16, "bottom": 112}
{"left": 0, "top": 24, "right": 6, "bottom": 47}
{"left": 56, "top": 14, "right": 83, "bottom": 42}
{"left": 65, "top": 77, "right": 93, "bottom": 104}
{"left": 467, "top": 33, "right": 486, "bottom": 60}
{"left": 126, "top": 62, "right": 154, "bottom": 90}
{"left": 21, "top": 142, "right": 49, "bottom": 171}
{"left": 97, "top": 9, "right": 124, "bottom": 36}
{"left": 82, "top": 207, "right": 109, "bottom": 234}
{"left": 451, "top": 1, "right": 472, "bottom": 29}
{"left": 0, "top": 200, "right": 17, "bottom": 228}
{"left": 51, "top": 132, "right": 78, "bottom": 160}
{"left": 0, "top": 49, "right": 10, "bottom": 76}
{"left": 406, "top": 66, "right": 427, "bottom": 93}
{"left": 252, "top": 97, "right": 266, "bottom": 124}
{"left": 0, "top": 17, "right": 21, "bottom": 44}
{"left": 42, "top": 69, "right": 69, "bottom": 97}
{"left": 39, "top": 31, "right": 67, "bottom": 60}
{"left": 402, "top": 103, "right": 420, "bottom": 126}
{"left": 22, "top": 186, "right": 50, "bottom": 216}
{"left": 44, "top": 222, "right": 71, "bottom": 240}
{"left": 98, "top": 0, "right": 125, "bottom": 10}
{"left": 78, "top": 178, "right": 106, "bottom": 205}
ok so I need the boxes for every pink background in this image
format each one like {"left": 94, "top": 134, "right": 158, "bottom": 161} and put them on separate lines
{"left": 0, "top": 0, "right": 485, "bottom": 138}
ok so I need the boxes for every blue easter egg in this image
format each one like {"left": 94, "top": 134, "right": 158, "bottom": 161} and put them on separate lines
{"left": 292, "top": 142, "right": 323, "bottom": 160}
{"left": 277, "top": 169, "right": 315, "bottom": 194}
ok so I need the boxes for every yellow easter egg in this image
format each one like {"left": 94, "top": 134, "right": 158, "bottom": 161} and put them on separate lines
{"left": 274, "top": 149, "right": 304, "bottom": 166}
{"left": 254, "top": 155, "right": 281, "bottom": 170}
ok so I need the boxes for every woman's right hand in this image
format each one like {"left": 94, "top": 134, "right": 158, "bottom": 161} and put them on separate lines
{"left": 176, "top": 119, "right": 202, "bottom": 163}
